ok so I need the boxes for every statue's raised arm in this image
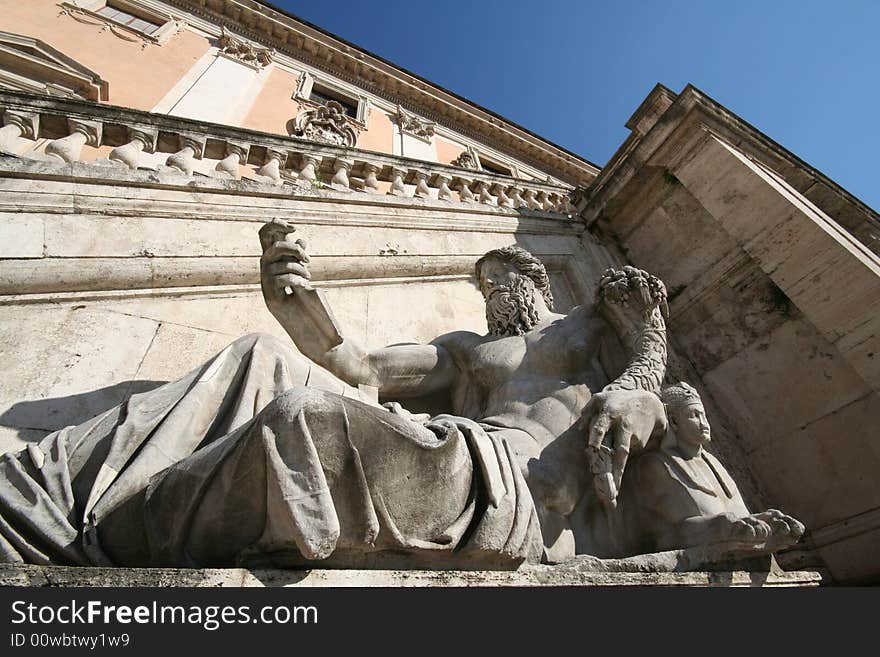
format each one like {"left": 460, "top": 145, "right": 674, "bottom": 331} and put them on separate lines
{"left": 259, "top": 219, "right": 457, "bottom": 399}
{"left": 582, "top": 266, "right": 671, "bottom": 509}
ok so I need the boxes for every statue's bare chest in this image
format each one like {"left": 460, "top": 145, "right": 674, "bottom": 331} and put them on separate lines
{"left": 465, "top": 315, "right": 596, "bottom": 388}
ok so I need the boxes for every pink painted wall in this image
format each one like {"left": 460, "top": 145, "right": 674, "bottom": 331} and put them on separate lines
{"left": 241, "top": 66, "right": 301, "bottom": 135}
{"left": 2, "top": 0, "right": 210, "bottom": 111}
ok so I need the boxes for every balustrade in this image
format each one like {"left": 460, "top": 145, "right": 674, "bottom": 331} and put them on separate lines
{"left": 0, "top": 90, "right": 577, "bottom": 217}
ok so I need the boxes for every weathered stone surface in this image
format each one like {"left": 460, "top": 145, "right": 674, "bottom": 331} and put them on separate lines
{"left": 0, "top": 564, "right": 821, "bottom": 588}
{"left": 701, "top": 318, "right": 870, "bottom": 450}
{"left": 610, "top": 382, "right": 804, "bottom": 559}
{"left": 43, "top": 216, "right": 266, "bottom": 258}
{"left": 2, "top": 82, "right": 869, "bottom": 581}
{"left": 0, "top": 305, "right": 158, "bottom": 432}
{"left": 0, "top": 213, "right": 43, "bottom": 258}
{"left": 747, "top": 392, "right": 880, "bottom": 528}
{"left": 130, "top": 322, "right": 244, "bottom": 384}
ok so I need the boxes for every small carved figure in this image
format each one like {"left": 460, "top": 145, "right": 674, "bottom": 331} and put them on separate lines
{"left": 619, "top": 381, "right": 805, "bottom": 556}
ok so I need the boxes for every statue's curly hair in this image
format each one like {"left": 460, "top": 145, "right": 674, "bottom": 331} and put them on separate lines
{"left": 475, "top": 246, "right": 554, "bottom": 311}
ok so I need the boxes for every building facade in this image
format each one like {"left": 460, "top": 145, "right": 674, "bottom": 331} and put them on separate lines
{"left": 1, "top": 0, "right": 878, "bottom": 583}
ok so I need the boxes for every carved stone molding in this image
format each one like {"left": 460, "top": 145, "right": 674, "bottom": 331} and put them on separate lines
{"left": 108, "top": 126, "right": 157, "bottom": 169}
{"left": 0, "top": 30, "right": 109, "bottom": 101}
{"left": 57, "top": 2, "right": 183, "bottom": 49}
{"left": 395, "top": 105, "right": 435, "bottom": 143}
{"left": 292, "top": 101, "right": 359, "bottom": 148}
{"left": 293, "top": 71, "right": 370, "bottom": 127}
{"left": 2, "top": 111, "right": 40, "bottom": 141}
{"left": 218, "top": 25, "right": 273, "bottom": 68}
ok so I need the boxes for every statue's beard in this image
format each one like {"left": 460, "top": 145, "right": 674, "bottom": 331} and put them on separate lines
{"left": 485, "top": 275, "right": 539, "bottom": 337}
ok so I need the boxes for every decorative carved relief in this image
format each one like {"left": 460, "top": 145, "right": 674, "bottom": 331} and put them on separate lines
{"left": 218, "top": 26, "right": 274, "bottom": 68}
{"left": 292, "top": 101, "right": 358, "bottom": 148}
{"left": 395, "top": 104, "right": 435, "bottom": 142}
{"left": 450, "top": 146, "right": 479, "bottom": 170}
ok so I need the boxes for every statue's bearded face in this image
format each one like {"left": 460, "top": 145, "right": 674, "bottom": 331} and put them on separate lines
{"left": 479, "top": 258, "right": 540, "bottom": 337}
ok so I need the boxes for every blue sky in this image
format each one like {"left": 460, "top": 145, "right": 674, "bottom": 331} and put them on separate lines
{"left": 274, "top": 1, "right": 879, "bottom": 211}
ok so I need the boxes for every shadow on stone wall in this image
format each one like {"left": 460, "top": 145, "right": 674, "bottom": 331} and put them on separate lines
{"left": 1, "top": 380, "right": 167, "bottom": 438}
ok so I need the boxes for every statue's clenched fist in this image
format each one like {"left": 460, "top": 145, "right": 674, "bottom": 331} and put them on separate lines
{"left": 259, "top": 218, "right": 312, "bottom": 309}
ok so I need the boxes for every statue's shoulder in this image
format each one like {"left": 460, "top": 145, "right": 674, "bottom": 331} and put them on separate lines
{"left": 430, "top": 330, "right": 484, "bottom": 351}
{"left": 630, "top": 448, "right": 678, "bottom": 488}
{"left": 557, "top": 302, "right": 606, "bottom": 332}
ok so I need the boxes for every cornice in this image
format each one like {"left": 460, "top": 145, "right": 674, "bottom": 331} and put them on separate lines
{"left": 579, "top": 84, "right": 880, "bottom": 255}
{"left": 160, "top": 0, "right": 599, "bottom": 186}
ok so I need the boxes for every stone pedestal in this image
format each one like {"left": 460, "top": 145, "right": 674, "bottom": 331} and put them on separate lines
{"left": 0, "top": 564, "right": 822, "bottom": 588}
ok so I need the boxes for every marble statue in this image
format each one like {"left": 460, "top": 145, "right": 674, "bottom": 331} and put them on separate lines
{"left": 0, "top": 219, "right": 804, "bottom": 570}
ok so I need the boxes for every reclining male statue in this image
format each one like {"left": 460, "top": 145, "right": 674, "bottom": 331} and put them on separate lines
{"left": 0, "top": 219, "right": 803, "bottom": 569}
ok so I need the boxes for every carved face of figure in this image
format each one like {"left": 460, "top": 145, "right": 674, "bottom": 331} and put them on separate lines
{"left": 479, "top": 257, "right": 540, "bottom": 337}
{"left": 670, "top": 401, "right": 712, "bottom": 448}
{"left": 478, "top": 257, "right": 520, "bottom": 297}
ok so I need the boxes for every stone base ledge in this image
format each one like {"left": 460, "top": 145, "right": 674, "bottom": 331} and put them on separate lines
{"left": 0, "top": 564, "right": 822, "bottom": 588}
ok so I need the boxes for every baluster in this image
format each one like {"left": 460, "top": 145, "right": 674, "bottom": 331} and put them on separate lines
{"left": 298, "top": 154, "right": 320, "bottom": 183}
{"left": 45, "top": 119, "right": 102, "bottom": 163}
{"left": 492, "top": 183, "right": 513, "bottom": 208}
{"left": 523, "top": 189, "right": 542, "bottom": 210}
{"left": 109, "top": 127, "right": 157, "bottom": 170}
{"left": 508, "top": 186, "right": 526, "bottom": 209}
{"left": 455, "top": 178, "right": 475, "bottom": 203}
{"left": 362, "top": 162, "right": 381, "bottom": 193}
{"left": 476, "top": 181, "right": 494, "bottom": 205}
{"left": 330, "top": 157, "right": 354, "bottom": 191}
{"left": 538, "top": 191, "right": 554, "bottom": 212}
{"left": 388, "top": 165, "right": 407, "bottom": 196}
{"left": 215, "top": 142, "right": 249, "bottom": 179}
{"left": 165, "top": 136, "right": 205, "bottom": 176}
{"left": 434, "top": 173, "right": 453, "bottom": 201}
{"left": 413, "top": 170, "right": 431, "bottom": 198}
{"left": 256, "top": 148, "right": 287, "bottom": 183}
{"left": 0, "top": 111, "right": 39, "bottom": 152}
